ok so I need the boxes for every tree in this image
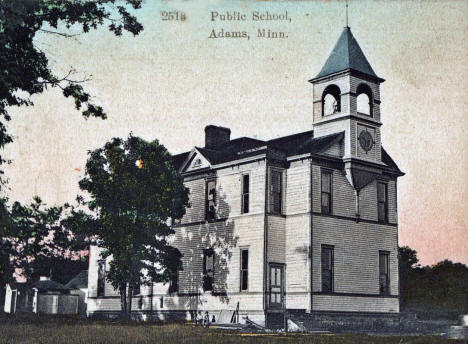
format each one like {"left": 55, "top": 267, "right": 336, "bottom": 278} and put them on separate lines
{"left": 398, "top": 246, "right": 468, "bottom": 319}
{"left": 0, "top": 0, "right": 144, "bottom": 182}
{"left": 77, "top": 135, "right": 189, "bottom": 318}
{"left": 6, "top": 196, "right": 88, "bottom": 282}
{"left": 0, "top": 0, "right": 144, "bottom": 291}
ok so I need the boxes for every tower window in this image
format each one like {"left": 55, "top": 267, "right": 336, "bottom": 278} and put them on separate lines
{"left": 322, "top": 84, "right": 341, "bottom": 116}
{"left": 356, "top": 84, "right": 373, "bottom": 116}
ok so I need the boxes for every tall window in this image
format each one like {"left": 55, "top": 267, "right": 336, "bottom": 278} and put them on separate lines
{"left": 203, "top": 249, "right": 214, "bottom": 291}
{"left": 97, "top": 260, "right": 106, "bottom": 297}
{"left": 241, "top": 174, "right": 250, "bottom": 214}
{"left": 206, "top": 180, "right": 216, "bottom": 220}
{"left": 321, "top": 170, "right": 332, "bottom": 215}
{"left": 270, "top": 170, "right": 282, "bottom": 214}
{"left": 379, "top": 251, "right": 390, "bottom": 295}
{"left": 377, "top": 182, "right": 388, "bottom": 223}
{"left": 168, "top": 271, "right": 178, "bottom": 294}
{"left": 321, "top": 245, "right": 334, "bottom": 292}
{"left": 240, "top": 249, "right": 249, "bottom": 291}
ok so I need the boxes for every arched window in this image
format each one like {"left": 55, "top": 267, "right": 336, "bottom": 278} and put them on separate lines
{"left": 322, "top": 85, "right": 341, "bottom": 116}
{"left": 356, "top": 84, "right": 373, "bottom": 116}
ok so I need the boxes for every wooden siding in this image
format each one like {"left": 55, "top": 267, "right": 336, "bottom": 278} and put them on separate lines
{"left": 313, "top": 294, "right": 399, "bottom": 313}
{"left": 311, "top": 216, "right": 399, "bottom": 297}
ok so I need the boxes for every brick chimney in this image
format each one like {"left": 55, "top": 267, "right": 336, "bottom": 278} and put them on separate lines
{"left": 205, "top": 125, "right": 231, "bottom": 148}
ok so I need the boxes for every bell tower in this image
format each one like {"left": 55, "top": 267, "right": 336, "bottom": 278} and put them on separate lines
{"left": 309, "top": 26, "right": 386, "bottom": 190}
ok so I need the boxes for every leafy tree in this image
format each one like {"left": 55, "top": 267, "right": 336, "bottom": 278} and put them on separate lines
{"left": 398, "top": 246, "right": 468, "bottom": 319}
{"left": 0, "top": 196, "right": 14, "bottom": 288}
{"left": 0, "top": 0, "right": 144, "bottom": 183}
{"left": 398, "top": 245, "right": 419, "bottom": 272}
{"left": 6, "top": 196, "right": 88, "bottom": 282}
{"left": 0, "top": 0, "right": 144, "bottom": 291}
{"left": 76, "top": 135, "right": 189, "bottom": 318}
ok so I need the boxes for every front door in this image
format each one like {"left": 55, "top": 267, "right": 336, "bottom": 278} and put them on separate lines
{"left": 269, "top": 264, "right": 284, "bottom": 309}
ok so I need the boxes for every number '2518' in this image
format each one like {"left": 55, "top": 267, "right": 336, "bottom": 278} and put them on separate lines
{"left": 161, "top": 11, "right": 186, "bottom": 21}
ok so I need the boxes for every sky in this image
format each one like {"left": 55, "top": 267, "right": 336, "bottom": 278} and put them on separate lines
{"left": 2, "top": 0, "right": 467, "bottom": 266}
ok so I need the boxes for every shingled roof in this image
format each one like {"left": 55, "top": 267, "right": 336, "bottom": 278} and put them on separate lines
{"left": 313, "top": 27, "right": 383, "bottom": 82}
{"left": 65, "top": 270, "right": 88, "bottom": 289}
{"left": 31, "top": 279, "right": 69, "bottom": 293}
{"left": 172, "top": 129, "right": 402, "bottom": 176}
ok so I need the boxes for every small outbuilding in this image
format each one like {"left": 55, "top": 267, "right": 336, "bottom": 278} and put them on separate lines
{"left": 4, "top": 282, "right": 30, "bottom": 313}
{"left": 65, "top": 270, "right": 88, "bottom": 316}
{"left": 4, "top": 276, "right": 79, "bottom": 315}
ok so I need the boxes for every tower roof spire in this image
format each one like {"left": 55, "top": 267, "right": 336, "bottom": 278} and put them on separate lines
{"left": 312, "top": 27, "right": 384, "bottom": 83}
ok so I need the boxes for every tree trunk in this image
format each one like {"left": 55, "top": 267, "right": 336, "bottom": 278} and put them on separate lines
{"left": 126, "top": 285, "right": 133, "bottom": 318}
{"left": 120, "top": 283, "right": 128, "bottom": 320}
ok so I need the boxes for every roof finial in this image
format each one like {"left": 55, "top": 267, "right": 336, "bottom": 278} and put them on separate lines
{"left": 345, "top": 0, "right": 349, "bottom": 28}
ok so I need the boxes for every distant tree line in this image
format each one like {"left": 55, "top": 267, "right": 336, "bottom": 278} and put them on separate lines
{"left": 399, "top": 246, "right": 468, "bottom": 319}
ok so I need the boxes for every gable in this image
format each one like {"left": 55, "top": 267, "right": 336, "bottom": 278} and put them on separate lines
{"left": 181, "top": 149, "right": 211, "bottom": 173}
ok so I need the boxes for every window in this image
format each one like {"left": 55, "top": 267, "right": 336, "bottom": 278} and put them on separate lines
{"left": 97, "top": 260, "right": 106, "bottom": 297}
{"left": 203, "top": 249, "right": 214, "bottom": 291}
{"left": 322, "top": 84, "right": 341, "bottom": 116}
{"left": 321, "top": 245, "right": 334, "bottom": 292}
{"left": 321, "top": 170, "right": 332, "bottom": 215}
{"left": 168, "top": 270, "right": 178, "bottom": 294}
{"left": 240, "top": 249, "right": 249, "bottom": 291}
{"left": 356, "top": 84, "right": 373, "bottom": 116}
{"left": 241, "top": 174, "right": 250, "bottom": 214}
{"left": 132, "top": 280, "right": 140, "bottom": 295}
{"left": 377, "top": 182, "right": 388, "bottom": 223}
{"left": 379, "top": 251, "right": 390, "bottom": 295}
{"left": 205, "top": 180, "right": 216, "bottom": 220}
{"left": 270, "top": 170, "right": 282, "bottom": 214}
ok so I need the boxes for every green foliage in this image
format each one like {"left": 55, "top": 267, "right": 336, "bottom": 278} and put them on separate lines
{"left": 399, "top": 246, "right": 468, "bottom": 319}
{"left": 4, "top": 196, "right": 88, "bottom": 283}
{"left": 0, "top": 0, "right": 144, "bottom": 180}
{"left": 76, "top": 134, "right": 189, "bottom": 317}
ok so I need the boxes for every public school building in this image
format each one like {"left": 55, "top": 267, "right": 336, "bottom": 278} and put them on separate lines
{"left": 87, "top": 27, "right": 404, "bottom": 328}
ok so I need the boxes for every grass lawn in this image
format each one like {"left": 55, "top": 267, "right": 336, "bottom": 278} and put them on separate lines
{"left": 0, "top": 313, "right": 464, "bottom": 344}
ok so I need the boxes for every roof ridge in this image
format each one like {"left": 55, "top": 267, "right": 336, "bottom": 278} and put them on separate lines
{"left": 267, "top": 129, "right": 314, "bottom": 143}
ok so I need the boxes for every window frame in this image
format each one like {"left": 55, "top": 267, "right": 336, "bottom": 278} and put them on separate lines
{"left": 240, "top": 248, "right": 249, "bottom": 292}
{"left": 202, "top": 248, "right": 215, "bottom": 292}
{"left": 205, "top": 179, "right": 217, "bottom": 221}
{"left": 97, "top": 260, "right": 106, "bottom": 297}
{"left": 269, "top": 169, "right": 283, "bottom": 215}
{"left": 379, "top": 251, "right": 390, "bottom": 295}
{"left": 356, "top": 83, "right": 374, "bottom": 117}
{"left": 241, "top": 174, "right": 250, "bottom": 214}
{"left": 321, "top": 169, "right": 333, "bottom": 215}
{"left": 168, "top": 269, "right": 178, "bottom": 295}
{"left": 321, "top": 245, "right": 334, "bottom": 293}
{"left": 377, "top": 182, "right": 389, "bottom": 223}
